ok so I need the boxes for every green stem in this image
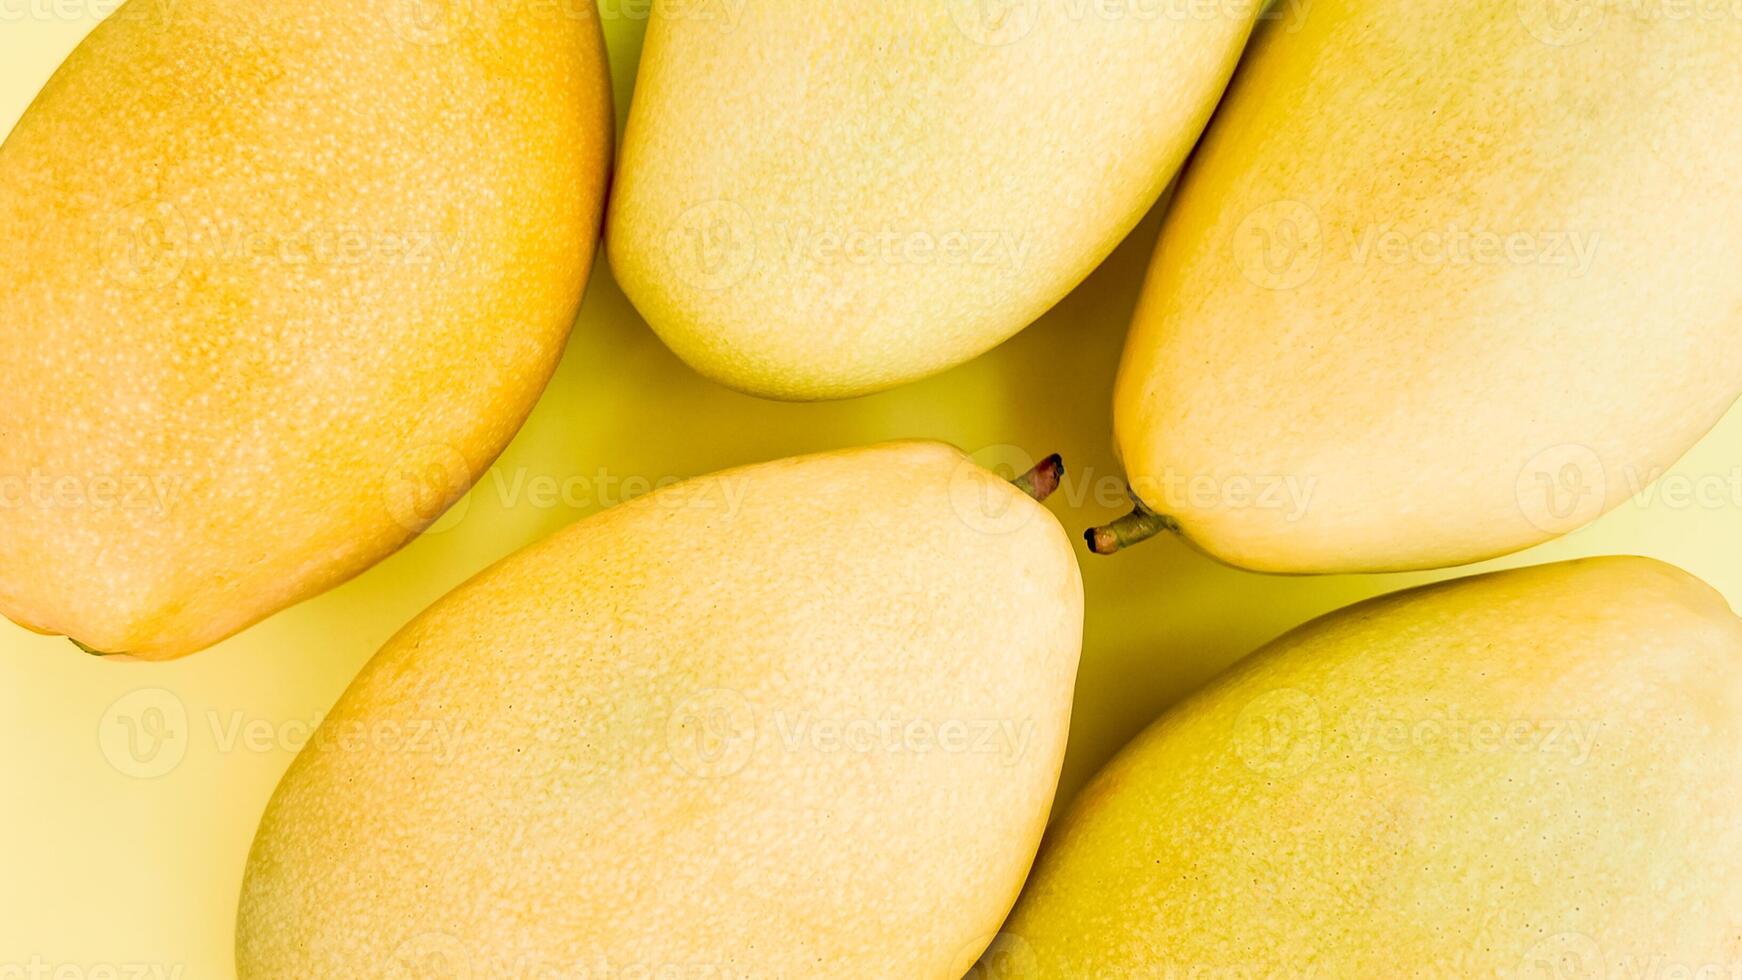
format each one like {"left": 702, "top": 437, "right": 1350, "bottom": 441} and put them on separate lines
{"left": 1085, "top": 497, "right": 1178, "bottom": 555}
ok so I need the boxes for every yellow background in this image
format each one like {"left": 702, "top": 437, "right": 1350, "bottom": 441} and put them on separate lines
{"left": 3, "top": 8, "right": 1740, "bottom": 977}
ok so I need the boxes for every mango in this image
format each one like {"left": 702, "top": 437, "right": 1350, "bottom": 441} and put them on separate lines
{"left": 997, "top": 557, "right": 1742, "bottom": 976}
{"left": 236, "top": 442, "right": 1084, "bottom": 978}
{"left": 608, "top": 0, "right": 1265, "bottom": 399}
{"left": 1097, "top": 0, "right": 1742, "bottom": 571}
{"left": 0, "top": 0, "right": 613, "bottom": 657}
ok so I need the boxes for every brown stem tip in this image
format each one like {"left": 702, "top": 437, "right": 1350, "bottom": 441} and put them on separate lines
{"left": 1085, "top": 500, "right": 1179, "bottom": 555}
{"left": 69, "top": 638, "right": 119, "bottom": 657}
{"left": 1012, "top": 453, "right": 1065, "bottom": 502}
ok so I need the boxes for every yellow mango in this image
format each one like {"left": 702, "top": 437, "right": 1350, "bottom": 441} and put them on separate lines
{"left": 998, "top": 557, "right": 1742, "bottom": 976}
{"left": 1099, "top": 0, "right": 1742, "bottom": 571}
{"left": 0, "top": 0, "right": 612, "bottom": 658}
{"left": 609, "top": 0, "right": 1267, "bottom": 399}
{"left": 236, "top": 442, "right": 1084, "bottom": 978}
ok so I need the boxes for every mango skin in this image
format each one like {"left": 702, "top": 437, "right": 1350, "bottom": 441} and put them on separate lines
{"left": 0, "top": 0, "right": 612, "bottom": 659}
{"left": 608, "top": 0, "right": 1261, "bottom": 400}
{"left": 996, "top": 557, "right": 1742, "bottom": 977}
{"left": 236, "top": 442, "right": 1084, "bottom": 978}
{"left": 1113, "top": 0, "right": 1742, "bottom": 572}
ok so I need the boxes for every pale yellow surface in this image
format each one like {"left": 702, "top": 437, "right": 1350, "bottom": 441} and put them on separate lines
{"left": 608, "top": 0, "right": 1259, "bottom": 399}
{"left": 0, "top": 0, "right": 613, "bottom": 658}
{"left": 5, "top": 8, "right": 1742, "bottom": 980}
{"left": 1114, "top": 0, "right": 1742, "bottom": 572}
{"left": 999, "top": 557, "right": 1742, "bottom": 976}
{"left": 236, "top": 442, "right": 1082, "bottom": 978}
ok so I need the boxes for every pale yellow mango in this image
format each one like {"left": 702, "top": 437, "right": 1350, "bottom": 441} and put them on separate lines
{"left": 0, "top": 0, "right": 612, "bottom": 658}
{"left": 608, "top": 0, "right": 1267, "bottom": 399}
{"left": 236, "top": 442, "right": 1084, "bottom": 978}
{"left": 1106, "top": 0, "right": 1742, "bottom": 571}
{"left": 996, "top": 556, "right": 1742, "bottom": 977}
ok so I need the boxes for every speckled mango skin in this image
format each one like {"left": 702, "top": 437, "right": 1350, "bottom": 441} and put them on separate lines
{"left": 1113, "top": 0, "right": 1742, "bottom": 572}
{"left": 997, "top": 557, "right": 1742, "bottom": 977}
{"left": 607, "top": 1, "right": 1261, "bottom": 400}
{"left": 236, "top": 441, "right": 1084, "bottom": 978}
{"left": 0, "top": 0, "right": 612, "bottom": 659}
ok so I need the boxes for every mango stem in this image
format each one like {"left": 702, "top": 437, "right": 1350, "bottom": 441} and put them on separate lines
{"left": 1085, "top": 497, "right": 1178, "bottom": 555}
{"left": 1012, "top": 454, "right": 1064, "bottom": 502}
